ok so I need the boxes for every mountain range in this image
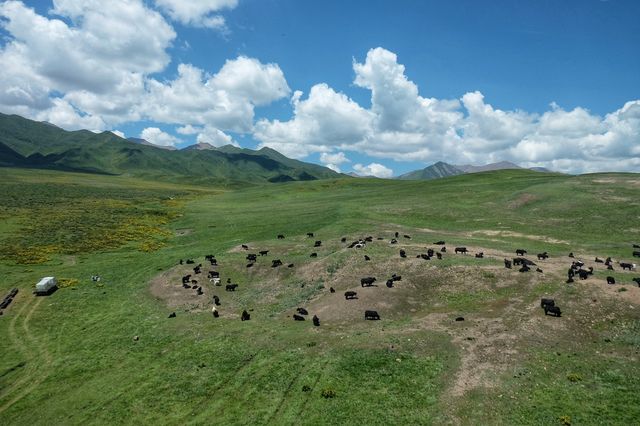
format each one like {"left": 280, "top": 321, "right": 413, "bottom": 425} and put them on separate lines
{"left": 397, "top": 160, "right": 551, "bottom": 180}
{"left": 0, "top": 113, "right": 339, "bottom": 184}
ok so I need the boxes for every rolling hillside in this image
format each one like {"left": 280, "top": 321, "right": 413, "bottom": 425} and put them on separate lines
{"left": 0, "top": 113, "right": 340, "bottom": 184}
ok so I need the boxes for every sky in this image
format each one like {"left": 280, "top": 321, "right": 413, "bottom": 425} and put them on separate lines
{"left": 0, "top": 0, "right": 639, "bottom": 176}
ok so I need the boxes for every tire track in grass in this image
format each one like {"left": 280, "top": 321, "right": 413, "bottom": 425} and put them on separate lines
{"left": 185, "top": 353, "right": 258, "bottom": 422}
{"left": 0, "top": 297, "right": 52, "bottom": 415}
{"left": 264, "top": 359, "right": 311, "bottom": 424}
{"left": 295, "top": 358, "right": 331, "bottom": 419}
{"left": 0, "top": 296, "right": 35, "bottom": 401}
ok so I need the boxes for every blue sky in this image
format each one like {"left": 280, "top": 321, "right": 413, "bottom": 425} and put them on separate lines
{"left": 1, "top": 0, "right": 639, "bottom": 175}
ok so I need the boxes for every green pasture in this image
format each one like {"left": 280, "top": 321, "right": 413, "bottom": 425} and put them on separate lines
{"left": 0, "top": 167, "right": 639, "bottom": 425}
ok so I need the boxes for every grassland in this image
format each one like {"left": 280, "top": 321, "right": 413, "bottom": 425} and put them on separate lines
{"left": 0, "top": 167, "right": 639, "bottom": 425}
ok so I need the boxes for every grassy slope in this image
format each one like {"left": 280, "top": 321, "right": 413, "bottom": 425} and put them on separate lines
{"left": 0, "top": 113, "right": 339, "bottom": 184}
{"left": 0, "top": 168, "right": 639, "bottom": 425}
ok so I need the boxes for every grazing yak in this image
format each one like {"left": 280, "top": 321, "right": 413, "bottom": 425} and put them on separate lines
{"left": 605, "top": 257, "right": 613, "bottom": 266}
{"left": 519, "top": 264, "right": 530, "bottom": 273}
{"left": 259, "top": 250, "right": 269, "bottom": 256}
{"left": 277, "top": 234, "right": 285, "bottom": 239}
{"left": 182, "top": 274, "right": 192, "bottom": 284}
{"left": 540, "top": 298, "right": 555, "bottom": 308}
{"left": 513, "top": 257, "right": 536, "bottom": 266}
{"left": 272, "top": 259, "right": 283, "bottom": 267}
{"left": 386, "top": 279, "right": 394, "bottom": 288}
{"left": 360, "top": 277, "right": 376, "bottom": 287}
{"left": 241, "top": 244, "right": 249, "bottom": 250}
{"left": 475, "top": 252, "right": 484, "bottom": 259}
{"left": 619, "top": 262, "right": 635, "bottom": 271}
{"left": 434, "top": 241, "right": 445, "bottom": 245}
{"left": 241, "top": 310, "right": 251, "bottom": 321}
{"left": 391, "top": 274, "right": 402, "bottom": 281}
{"left": 632, "top": 278, "right": 640, "bottom": 287}
{"left": 504, "top": 259, "right": 512, "bottom": 269}
{"left": 212, "top": 306, "right": 219, "bottom": 318}
{"left": 441, "top": 247, "right": 447, "bottom": 253}
{"left": 516, "top": 249, "right": 527, "bottom": 256}
{"left": 213, "top": 295, "right": 220, "bottom": 305}
{"left": 246, "top": 263, "right": 253, "bottom": 268}
{"left": 307, "top": 232, "right": 314, "bottom": 237}
{"left": 288, "top": 263, "right": 295, "bottom": 268}
{"left": 341, "top": 237, "right": 347, "bottom": 243}
{"left": 293, "top": 314, "right": 305, "bottom": 321}
{"left": 364, "top": 255, "right": 371, "bottom": 261}
{"left": 454, "top": 247, "right": 468, "bottom": 254}
{"left": 568, "top": 252, "right": 575, "bottom": 258}
{"left": 436, "top": 252, "right": 443, "bottom": 259}
{"left": 186, "top": 259, "right": 195, "bottom": 264}
{"left": 578, "top": 269, "right": 593, "bottom": 280}
{"left": 297, "top": 307, "right": 309, "bottom": 315}
{"left": 537, "top": 252, "right": 549, "bottom": 260}
{"left": 314, "top": 240, "right": 322, "bottom": 247}
{"left": 403, "top": 235, "right": 411, "bottom": 239}
{"left": 427, "top": 249, "right": 435, "bottom": 257}
{"left": 606, "top": 276, "right": 616, "bottom": 285}
{"left": 345, "top": 291, "right": 357, "bottom": 300}
{"left": 399, "top": 249, "right": 406, "bottom": 258}
{"left": 208, "top": 271, "right": 219, "bottom": 279}
{"left": 418, "top": 254, "right": 431, "bottom": 260}
{"left": 365, "top": 310, "right": 380, "bottom": 320}
{"left": 455, "top": 317, "right": 464, "bottom": 322}
{"left": 330, "top": 287, "right": 336, "bottom": 293}
{"left": 595, "top": 257, "right": 604, "bottom": 263}
{"left": 395, "top": 232, "right": 399, "bottom": 238}
{"left": 544, "top": 305, "right": 562, "bottom": 317}
{"left": 390, "top": 239, "right": 398, "bottom": 244}
{"left": 313, "top": 315, "right": 320, "bottom": 326}
{"left": 226, "top": 284, "right": 238, "bottom": 291}
{"left": 310, "top": 253, "right": 318, "bottom": 258}
{"left": 536, "top": 268, "right": 543, "bottom": 273}
{"left": 246, "top": 254, "right": 257, "bottom": 262}
{"left": 168, "top": 312, "right": 176, "bottom": 318}
{"left": 634, "top": 251, "right": 640, "bottom": 258}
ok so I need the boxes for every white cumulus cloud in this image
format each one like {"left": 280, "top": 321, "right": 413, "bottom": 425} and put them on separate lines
{"left": 155, "top": 0, "right": 238, "bottom": 30}
{"left": 253, "top": 46, "right": 640, "bottom": 173}
{"left": 140, "top": 127, "right": 181, "bottom": 147}
{"left": 353, "top": 163, "right": 394, "bottom": 178}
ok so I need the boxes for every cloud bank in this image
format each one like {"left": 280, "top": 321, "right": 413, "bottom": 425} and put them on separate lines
{"left": 256, "top": 47, "right": 640, "bottom": 174}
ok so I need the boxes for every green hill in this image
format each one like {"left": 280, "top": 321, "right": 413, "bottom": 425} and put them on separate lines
{"left": 0, "top": 113, "right": 340, "bottom": 184}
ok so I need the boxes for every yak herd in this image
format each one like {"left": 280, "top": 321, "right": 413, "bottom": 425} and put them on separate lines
{"left": 168, "top": 231, "right": 639, "bottom": 323}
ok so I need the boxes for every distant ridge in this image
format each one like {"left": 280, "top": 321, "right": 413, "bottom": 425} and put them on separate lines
{"left": 0, "top": 112, "right": 340, "bottom": 184}
{"left": 397, "top": 161, "right": 464, "bottom": 180}
{"left": 455, "top": 161, "right": 522, "bottom": 173}
{"left": 127, "top": 137, "right": 176, "bottom": 151}
{"left": 399, "top": 160, "right": 554, "bottom": 180}
{"left": 181, "top": 142, "right": 216, "bottom": 151}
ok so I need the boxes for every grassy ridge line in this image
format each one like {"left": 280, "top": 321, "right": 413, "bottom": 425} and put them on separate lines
{"left": 0, "top": 112, "right": 340, "bottom": 185}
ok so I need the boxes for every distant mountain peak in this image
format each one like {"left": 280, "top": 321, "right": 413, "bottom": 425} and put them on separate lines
{"left": 127, "top": 137, "right": 176, "bottom": 151}
{"left": 397, "top": 161, "right": 464, "bottom": 180}
{"left": 182, "top": 142, "right": 216, "bottom": 151}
